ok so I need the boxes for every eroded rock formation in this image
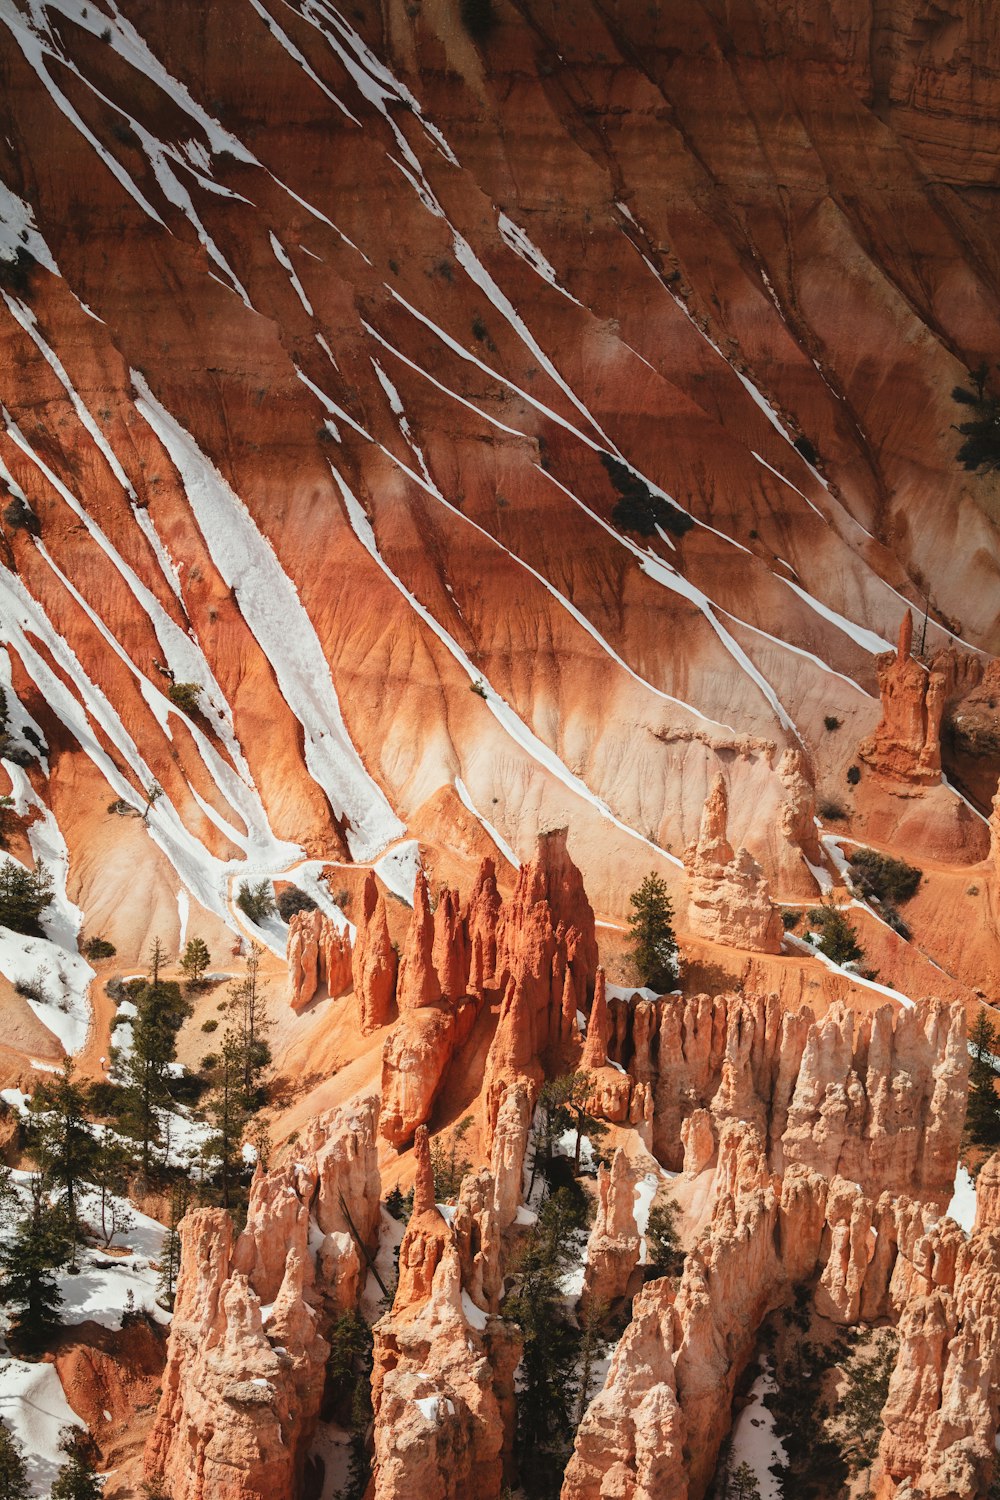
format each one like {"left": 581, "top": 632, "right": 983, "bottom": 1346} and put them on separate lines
{"left": 582, "top": 1148, "right": 640, "bottom": 1311}
{"left": 352, "top": 872, "right": 398, "bottom": 1033}
{"left": 145, "top": 1098, "right": 380, "bottom": 1500}
{"left": 684, "top": 774, "right": 783, "bottom": 953}
{"left": 371, "top": 1126, "right": 520, "bottom": 1500}
{"left": 286, "top": 908, "right": 352, "bottom": 1013}
{"left": 860, "top": 613, "right": 962, "bottom": 786}
{"left": 563, "top": 994, "right": 974, "bottom": 1500}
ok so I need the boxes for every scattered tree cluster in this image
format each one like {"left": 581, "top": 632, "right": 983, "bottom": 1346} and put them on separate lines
{"left": 602, "top": 452, "right": 694, "bottom": 540}
{"left": 952, "top": 364, "right": 1000, "bottom": 473}
{"left": 848, "top": 848, "right": 922, "bottom": 939}
{"left": 0, "top": 857, "right": 54, "bottom": 936}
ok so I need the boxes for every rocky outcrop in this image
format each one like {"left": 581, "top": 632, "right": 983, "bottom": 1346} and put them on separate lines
{"left": 563, "top": 1277, "right": 688, "bottom": 1500}
{"left": 684, "top": 774, "right": 783, "bottom": 953}
{"left": 482, "top": 830, "right": 599, "bottom": 1147}
{"left": 565, "top": 992, "right": 974, "bottom": 1500}
{"left": 489, "top": 1080, "right": 533, "bottom": 1232}
{"left": 465, "top": 858, "right": 501, "bottom": 996}
{"left": 371, "top": 1129, "right": 518, "bottom": 1500}
{"left": 352, "top": 872, "right": 398, "bottom": 1033}
{"left": 582, "top": 1149, "right": 640, "bottom": 1311}
{"left": 145, "top": 1098, "right": 379, "bottom": 1500}
{"left": 860, "top": 612, "right": 960, "bottom": 786}
{"left": 593, "top": 987, "right": 967, "bottom": 1199}
{"left": 379, "top": 1005, "right": 457, "bottom": 1149}
{"left": 879, "top": 1193, "right": 1000, "bottom": 1498}
{"left": 371, "top": 1244, "right": 519, "bottom": 1500}
{"left": 286, "top": 909, "right": 352, "bottom": 1013}
{"left": 433, "top": 886, "right": 470, "bottom": 1003}
{"left": 397, "top": 870, "right": 440, "bottom": 1012}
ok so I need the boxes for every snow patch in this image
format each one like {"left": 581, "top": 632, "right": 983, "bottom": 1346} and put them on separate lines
{"left": 948, "top": 1165, "right": 977, "bottom": 1234}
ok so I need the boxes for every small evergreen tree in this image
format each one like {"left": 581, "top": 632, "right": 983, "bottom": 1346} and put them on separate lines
{"left": 225, "top": 942, "right": 272, "bottom": 1111}
{"left": 730, "top": 1462, "right": 762, "bottom": 1500}
{"left": 506, "top": 1186, "right": 591, "bottom": 1496}
{"left": 205, "top": 1031, "right": 246, "bottom": 1211}
{"left": 839, "top": 1330, "right": 898, "bottom": 1492}
{"left": 626, "top": 874, "right": 678, "bottom": 991}
{"left": 0, "top": 1420, "right": 30, "bottom": 1500}
{"left": 179, "top": 936, "right": 211, "bottom": 988}
{"left": 117, "top": 937, "right": 191, "bottom": 1178}
{"left": 50, "top": 1428, "right": 102, "bottom": 1500}
{"left": 236, "top": 880, "right": 275, "bottom": 925}
{"left": 430, "top": 1116, "right": 473, "bottom": 1200}
{"left": 328, "top": 1310, "right": 374, "bottom": 1499}
{"left": 167, "top": 681, "right": 201, "bottom": 715}
{"left": 644, "top": 1196, "right": 685, "bottom": 1280}
{"left": 808, "top": 905, "right": 864, "bottom": 967}
{"left": 26, "top": 1058, "right": 96, "bottom": 1252}
{"left": 0, "top": 1173, "right": 70, "bottom": 1352}
{"left": 575, "top": 1296, "right": 608, "bottom": 1428}
{"left": 90, "top": 1132, "right": 136, "bottom": 1248}
{"left": 157, "top": 1175, "right": 191, "bottom": 1309}
{"left": 965, "top": 1011, "right": 1000, "bottom": 1153}
{"left": 529, "top": 1073, "right": 609, "bottom": 1190}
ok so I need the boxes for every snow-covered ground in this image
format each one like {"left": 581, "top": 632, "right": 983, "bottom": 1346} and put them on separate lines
{"left": 948, "top": 1164, "right": 977, "bottom": 1234}
{"left": 729, "top": 1366, "right": 786, "bottom": 1500}
{"left": 0, "top": 1172, "right": 170, "bottom": 1337}
{"left": 0, "top": 1359, "right": 83, "bottom": 1497}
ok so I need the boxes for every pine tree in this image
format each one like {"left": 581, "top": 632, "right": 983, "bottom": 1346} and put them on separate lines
{"left": 429, "top": 1116, "right": 473, "bottom": 1200}
{"left": 965, "top": 1012, "right": 1000, "bottom": 1153}
{"left": 645, "top": 1196, "right": 685, "bottom": 1279}
{"left": 0, "top": 1419, "right": 30, "bottom": 1499}
{"left": 575, "top": 1296, "right": 607, "bottom": 1428}
{"left": 626, "top": 874, "right": 679, "bottom": 992}
{"left": 157, "top": 1175, "right": 191, "bottom": 1309}
{"left": 809, "top": 904, "right": 864, "bottom": 966}
{"left": 205, "top": 1031, "right": 246, "bottom": 1211}
{"left": 179, "top": 936, "right": 211, "bottom": 989}
{"left": 26, "top": 1058, "right": 96, "bottom": 1251}
{"left": 225, "top": 942, "right": 272, "bottom": 1111}
{"left": 0, "top": 1173, "right": 70, "bottom": 1352}
{"left": 730, "top": 1462, "right": 762, "bottom": 1500}
{"left": 90, "top": 1132, "right": 135, "bottom": 1248}
{"left": 531, "top": 1074, "right": 608, "bottom": 1184}
{"left": 51, "top": 1427, "right": 102, "bottom": 1500}
{"left": 117, "top": 937, "right": 191, "bottom": 1178}
{"left": 506, "top": 1187, "right": 589, "bottom": 1497}
{"left": 839, "top": 1330, "right": 898, "bottom": 1492}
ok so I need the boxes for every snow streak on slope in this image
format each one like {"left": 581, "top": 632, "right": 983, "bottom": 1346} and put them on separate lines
{"left": 133, "top": 371, "right": 405, "bottom": 860}
{"left": 0, "top": 761, "right": 93, "bottom": 1052}
{"left": 333, "top": 466, "right": 681, "bottom": 866}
